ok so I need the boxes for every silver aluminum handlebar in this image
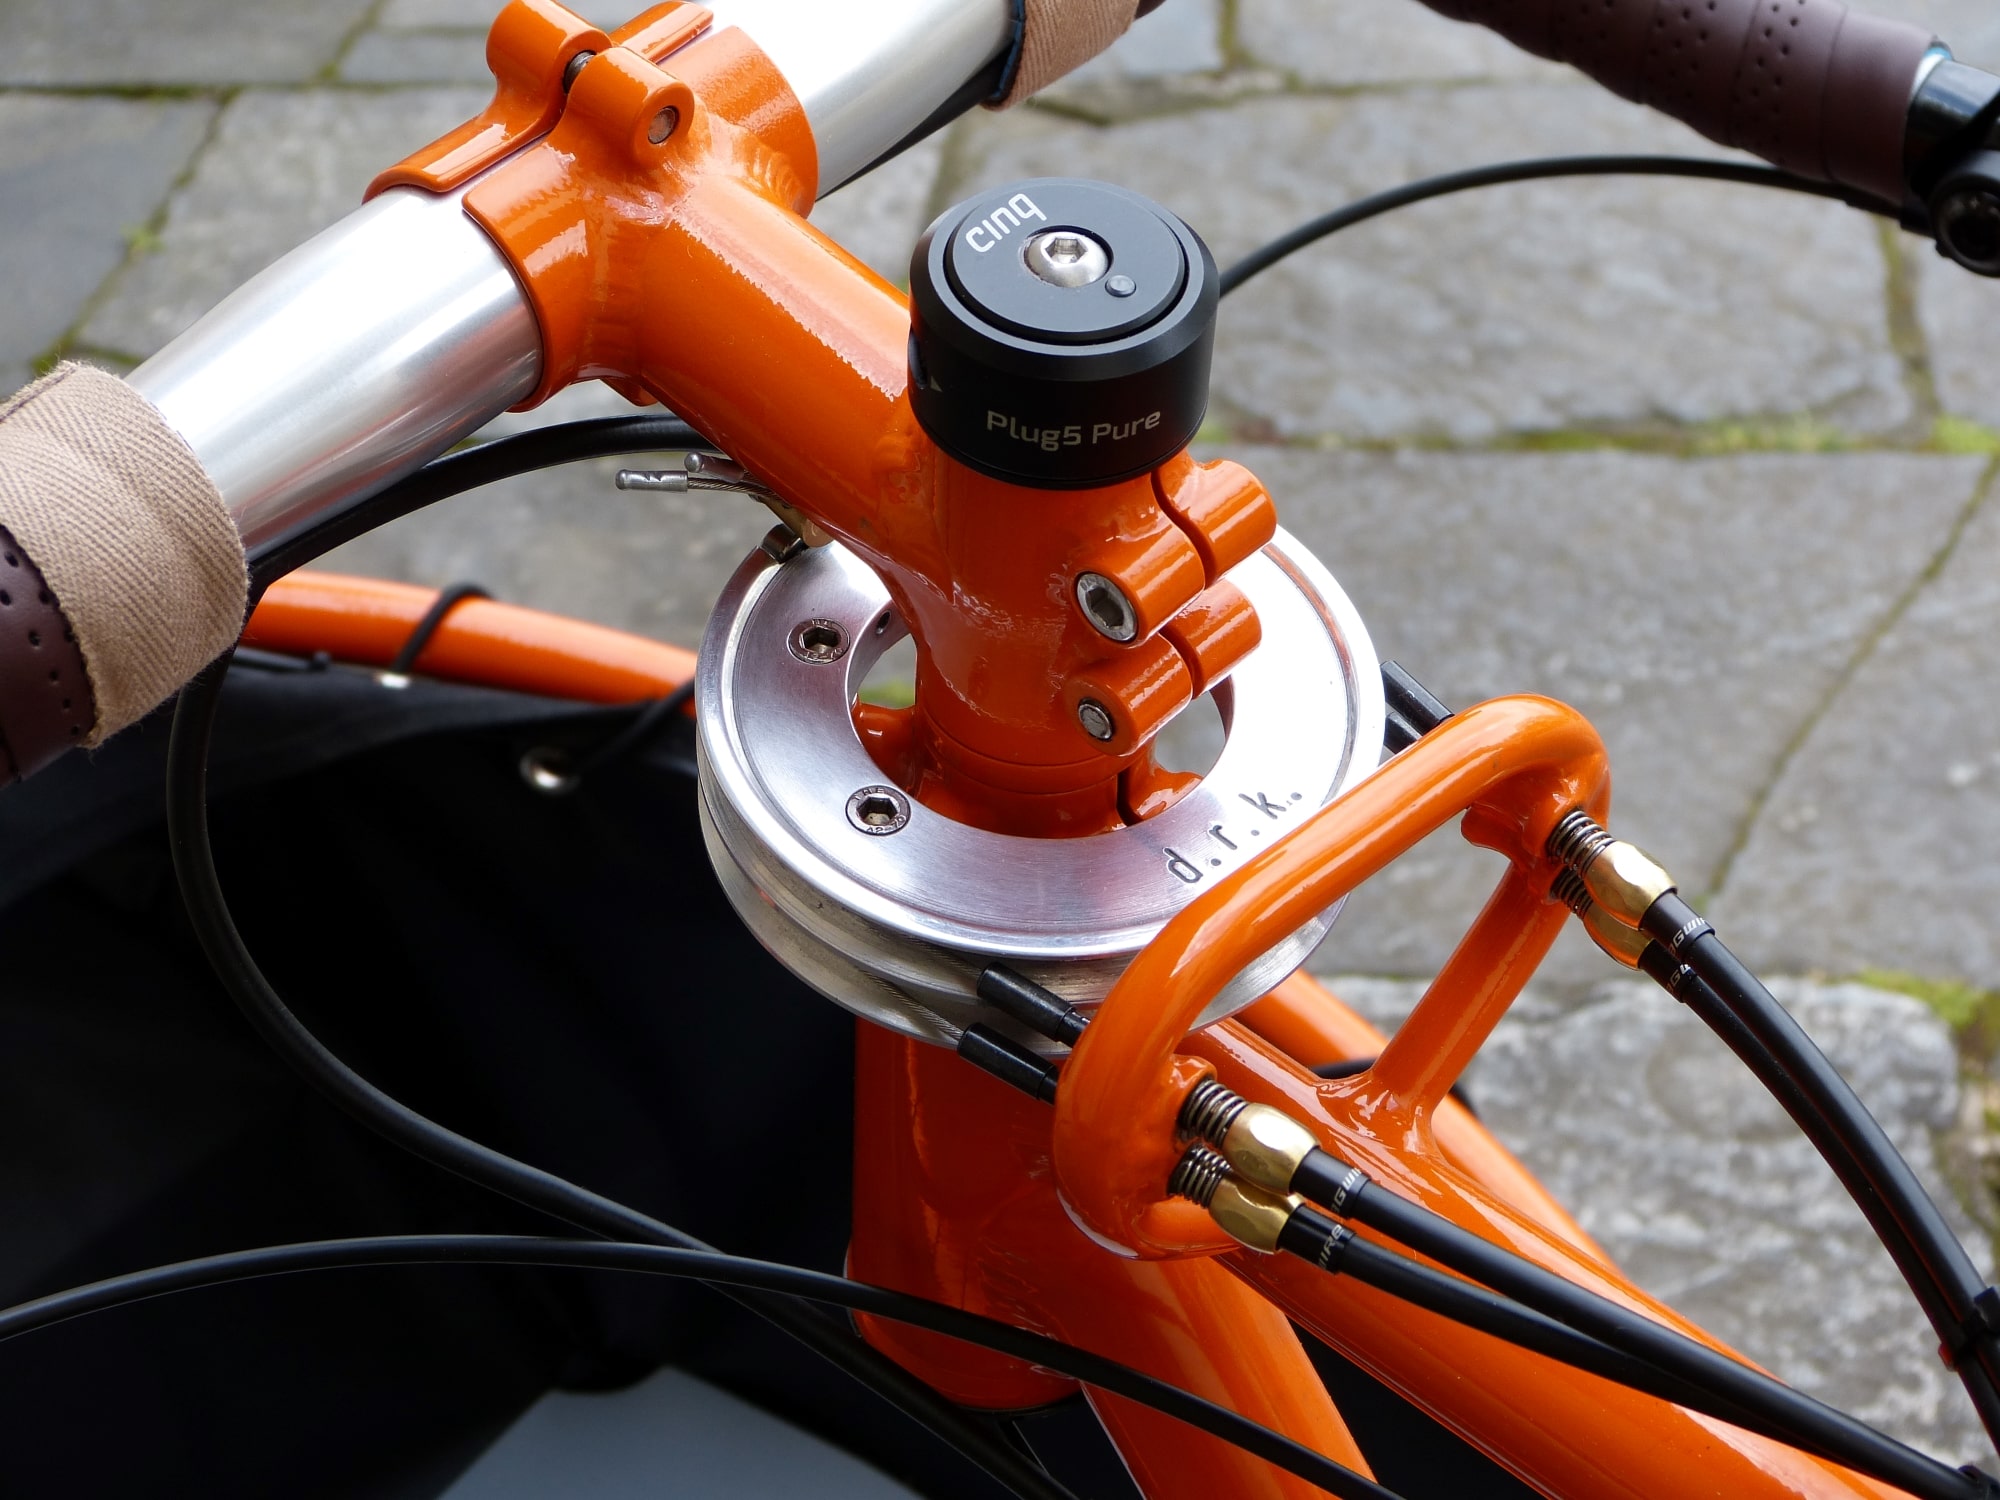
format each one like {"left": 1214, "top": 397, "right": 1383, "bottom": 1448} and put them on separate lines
{"left": 129, "top": 0, "right": 1014, "bottom": 556}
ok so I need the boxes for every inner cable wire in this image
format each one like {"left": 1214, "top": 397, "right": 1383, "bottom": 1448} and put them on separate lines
{"left": 162, "top": 656, "right": 1077, "bottom": 1500}
{"left": 0, "top": 1235, "right": 1408, "bottom": 1500}
{"left": 1217, "top": 155, "right": 1887, "bottom": 297}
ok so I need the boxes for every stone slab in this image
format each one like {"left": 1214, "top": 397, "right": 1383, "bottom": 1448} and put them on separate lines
{"left": 1872, "top": 0, "right": 2000, "bottom": 70}
{"left": 1316, "top": 974, "right": 1992, "bottom": 1465}
{"left": 1711, "top": 466, "right": 2000, "bottom": 986}
{"left": 1238, "top": 0, "right": 1568, "bottom": 86}
{"left": 1916, "top": 246, "right": 2000, "bottom": 433}
{"left": 341, "top": 29, "right": 493, "bottom": 85}
{"left": 946, "top": 84, "right": 1909, "bottom": 443}
{"left": 0, "top": 94, "right": 215, "bottom": 378}
{"left": 380, "top": 0, "right": 509, "bottom": 25}
{"left": 0, "top": 0, "right": 375, "bottom": 86}
{"left": 81, "top": 88, "right": 492, "bottom": 363}
{"left": 1069, "top": 0, "right": 1224, "bottom": 79}
{"left": 1241, "top": 447, "right": 1988, "bottom": 988}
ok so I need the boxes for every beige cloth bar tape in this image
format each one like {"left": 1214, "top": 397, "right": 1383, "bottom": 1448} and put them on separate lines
{"left": 0, "top": 363, "right": 247, "bottom": 768}
{"left": 994, "top": 0, "right": 1143, "bottom": 106}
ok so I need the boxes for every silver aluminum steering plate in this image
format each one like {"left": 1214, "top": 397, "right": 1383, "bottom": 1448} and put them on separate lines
{"left": 696, "top": 528, "right": 1383, "bottom": 1050}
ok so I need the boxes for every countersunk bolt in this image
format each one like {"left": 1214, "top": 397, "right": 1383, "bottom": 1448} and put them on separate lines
{"left": 1075, "top": 572, "right": 1138, "bottom": 642}
{"left": 788, "top": 618, "right": 849, "bottom": 664}
{"left": 1077, "top": 699, "right": 1116, "bottom": 742}
{"left": 847, "top": 785, "right": 912, "bottom": 835}
{"left": 648, "top": 106, "right": 681, "bottom": 145}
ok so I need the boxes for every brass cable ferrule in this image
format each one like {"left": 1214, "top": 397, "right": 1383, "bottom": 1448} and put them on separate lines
{"left": 1221, "top": 1104, "right": 1320, "bottom": 1195}
{"left": 1179, "top": 1080, "right": 1319, "bottom": 1194}
{"left": 1168, "top": 1145, "right": 1303, "bottom": 1254}
{"left": 1545, "top": 809, "right": 1676, "bottom": 929}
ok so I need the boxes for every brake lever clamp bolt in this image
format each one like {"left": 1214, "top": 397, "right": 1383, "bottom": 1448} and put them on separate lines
{"left": 1929, "top": 148, "right": 2000, "bottom": 277}
{"left": 907, "top": 178, "right": 1219, "bottom": 488}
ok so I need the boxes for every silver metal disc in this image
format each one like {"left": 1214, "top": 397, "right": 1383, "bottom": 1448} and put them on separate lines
{"left": 696, "top": 529, "right": 1383, "bottom": 1047}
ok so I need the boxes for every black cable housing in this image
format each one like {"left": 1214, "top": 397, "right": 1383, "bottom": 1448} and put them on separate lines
{"left": 162, "top": 658, "right": 1077, "bottom": 1500}
{"left": 1289, "top": 1154, "right": 1991, "bottom": 1500}
{"left": 1636, "top": 942, "right": 1965, "bottom": 1342}
{"left": 1274, "top": 1209, "right": 1809, "bottom": 1445}
{"left": 0, "top": 1235, "right": 1407, "bottom": 1500}
{"left": 1218, "top": 156, "right": 1884, "bottom": 297}
{"left": 145, "top": 154, "right": 1976, "bottom": 1495}
{"left": 246, "top": 414, "right": 712, "bottom": 589}
{"left": 1639, "top": 892, "right": 2000, "bottom": 1444}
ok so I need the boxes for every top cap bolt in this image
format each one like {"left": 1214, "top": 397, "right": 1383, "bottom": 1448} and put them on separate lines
{"left": 1025, "top": 230, "right": 1111, "bottom": 288}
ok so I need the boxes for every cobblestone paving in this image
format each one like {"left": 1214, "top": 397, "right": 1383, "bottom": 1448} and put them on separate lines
{"left": 8, "top": 0, "right": 2000, "bottom": 1476}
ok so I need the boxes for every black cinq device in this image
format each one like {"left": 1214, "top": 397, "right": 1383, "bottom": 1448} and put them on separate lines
{"left": 906, "top": 178, "right": 1218, "bottom": 489}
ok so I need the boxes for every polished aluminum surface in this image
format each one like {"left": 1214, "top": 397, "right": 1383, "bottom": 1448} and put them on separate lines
{"left": 708, "top": 0, "right": 1014, "bottom": 189}
{"left": 130, "top": 1, "right": 1012, "bottom": 552}
{"left": 697, "top": 530, "right": 1385, "bottom": 1046}
{"left": 130, "top": 185, "right": 541, "bottom": 554}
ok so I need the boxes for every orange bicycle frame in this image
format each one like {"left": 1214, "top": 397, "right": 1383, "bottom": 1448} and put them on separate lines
{"left": 242, "top": 3, "right": 1934, "bottom": 1495}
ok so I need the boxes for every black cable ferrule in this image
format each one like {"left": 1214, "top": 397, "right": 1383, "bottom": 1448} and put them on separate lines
{"left": 1293, "top": 1149, "right": 1372, "bottom": 1216}
{"left": 977, "top": 965, "right": 1089, "bottom": 1048}
{"left": 1635, "top": 939, "right": 1694, "bottom": 999}
{"left": 1637, "top": 890, "right": 1712, "bottom": 958}
{"left": 1946, "top": 1290, "right": 2000, "bottom": 1363}
{"left": 1277, "top": 1204, "right": 1355, "bottom": 1271}
{"left": 958, "top": 1024, "right": 1060, "bottom": 1104}
{"left": 1381, "top": 661, "right": 1453, "bottom": 737}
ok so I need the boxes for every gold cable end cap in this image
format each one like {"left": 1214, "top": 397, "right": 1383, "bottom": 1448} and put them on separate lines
{"left": 1209, "top": 1177, "right": 1302, "bottom": 1254}
{"left": 1220, "top": 1103, "right": 1318, "bottom": 1194}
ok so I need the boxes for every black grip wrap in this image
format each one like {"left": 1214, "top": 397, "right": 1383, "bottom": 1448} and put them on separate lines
{"left": 1419, "top": 0, "right": 1934, "bottom": 203}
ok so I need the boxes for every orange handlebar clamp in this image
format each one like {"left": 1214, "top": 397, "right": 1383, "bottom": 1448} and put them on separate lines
{"left": 379, "top": 0, "right": 1272, "bottom": 839}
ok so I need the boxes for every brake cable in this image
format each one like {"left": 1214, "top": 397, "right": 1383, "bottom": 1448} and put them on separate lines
{"left": 160, "top": 657, "right": 1082, "bottom": 1500}
{"left": 966, "top": 969, "right": 1997, "bottom": 1500}
{"left": 75, "top": 155, "right": 1975, "bottom": 1495}
{"left": 1217, "top": 154, "right": 1892, "bottom": 297}
{"left": 0, "top": 1234, "right": 1405, "bottom": 1500}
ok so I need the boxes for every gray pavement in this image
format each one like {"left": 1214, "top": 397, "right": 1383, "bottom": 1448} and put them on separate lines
{"left": 9, "top": 0, "right": 2000, "bottom": 1476}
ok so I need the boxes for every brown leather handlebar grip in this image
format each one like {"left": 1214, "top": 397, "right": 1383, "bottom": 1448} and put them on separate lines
{"left": 1418, "top": 0, "right": 1935, "bottom": 204}
{"left": 0, "top": 363, "right": 247, "bottom": 786}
